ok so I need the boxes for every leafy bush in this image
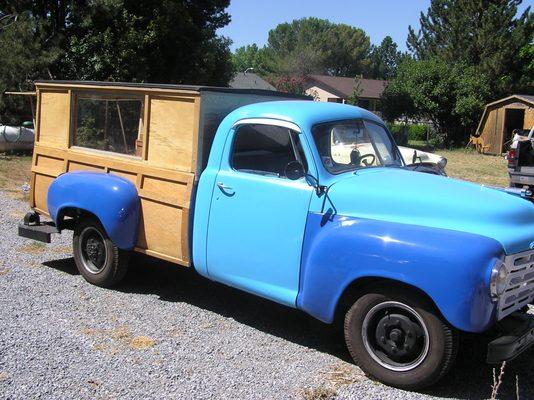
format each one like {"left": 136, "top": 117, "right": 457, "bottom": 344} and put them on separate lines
{"left": 408, "top": 124, "right": 428, "bottom": 141}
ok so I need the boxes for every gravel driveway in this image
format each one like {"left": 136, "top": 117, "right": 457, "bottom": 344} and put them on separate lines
{"left": 1, "top": 190, "right": 533, "bottom": 400}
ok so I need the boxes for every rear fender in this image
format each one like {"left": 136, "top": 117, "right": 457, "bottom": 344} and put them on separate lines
{"left": 47, "top": 171, "right": 140, "bottom": 249}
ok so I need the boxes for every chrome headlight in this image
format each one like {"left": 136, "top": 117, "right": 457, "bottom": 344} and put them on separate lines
{"left": 437, "top": 157, "right": 447, "bottom": 170}
{"left": 490, "top": 262, "right": 508, "bottom": 300}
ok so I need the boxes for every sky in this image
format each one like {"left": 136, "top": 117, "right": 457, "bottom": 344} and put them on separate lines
{"left": 218, "top": 0, "right": 532, "bottom": 53}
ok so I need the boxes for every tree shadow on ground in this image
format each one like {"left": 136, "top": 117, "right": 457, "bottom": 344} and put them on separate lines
{"left": 43, "top": 255, "right": 533, "bottom": 399}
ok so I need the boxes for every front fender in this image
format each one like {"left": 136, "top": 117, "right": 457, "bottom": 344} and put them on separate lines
{"left": 47, "top": 171, "right": 140, "bottom": 249}
{"left": 297, "top": 213, "right": 504, "bottom": 333}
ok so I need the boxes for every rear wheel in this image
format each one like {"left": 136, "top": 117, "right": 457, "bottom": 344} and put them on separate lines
{"left": 344, "top": 289, "right": 458, "bottom": 390}
{"left": 73, "top": 217, "right": 129, "bottom": 287}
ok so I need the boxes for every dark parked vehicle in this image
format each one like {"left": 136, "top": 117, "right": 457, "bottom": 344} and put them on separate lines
{"left": 507, "top": 127, "right": 534, "bottom": 200}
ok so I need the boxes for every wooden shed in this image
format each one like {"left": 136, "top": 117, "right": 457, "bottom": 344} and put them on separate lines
{"left": 472, "top": 94, "right": 534, "bottom": 155}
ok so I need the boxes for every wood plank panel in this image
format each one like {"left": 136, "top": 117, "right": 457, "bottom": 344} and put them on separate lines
{"left": 67, "top": 160, "right": 106, "bottom": 172}
{"left": 108, "top": 169, "right": 137, "bottom": 183}
{"left": 524, "top": 108, "right": 534, "bottom": 129}
{"left": 33, "top": 174, "right": 54, "bottom": 212}
{"left": 139, "top": 175, "right": 190, "bottom": 208}
{"left": 136, "top": 198, "right": 184, "bottom": 261}
{"left": 147, "top": 96, "right": 196, "bottom": 171}
{"left": 38, "top": 91, "right": 70, "bottom": 148}
{"left": 35, "top": 154, "right": 64, "bottom": 176}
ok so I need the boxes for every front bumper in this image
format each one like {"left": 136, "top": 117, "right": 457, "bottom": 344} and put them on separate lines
{"left": 487, "top": 311, "right": 534, "bottom": 363}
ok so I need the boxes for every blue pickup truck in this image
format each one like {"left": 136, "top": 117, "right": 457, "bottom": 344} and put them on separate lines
{"left": 19, "top": 81, "right": 534, "bottom": 390}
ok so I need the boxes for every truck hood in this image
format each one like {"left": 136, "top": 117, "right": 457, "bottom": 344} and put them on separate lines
{"left": 326, "top": 168, "right": 534, "bottom": 254}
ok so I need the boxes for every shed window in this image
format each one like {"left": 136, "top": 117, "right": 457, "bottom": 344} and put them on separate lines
{"left": 231, "top": 124, "right": 307, "bottom": 177}
{"left": 73, "top": 93, "right": 144, "bottom": 156}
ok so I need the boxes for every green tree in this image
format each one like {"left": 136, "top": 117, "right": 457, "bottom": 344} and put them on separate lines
{"left": 0, "top": 1, "right": 234, "bottom": 122}
{"left": 407, "top": 0, "right": 533, "bottom": 95}
{"left": 382, "top": 58, "right": 491, "bottom": 145}
{"left": 266, "top": 17, "right": 371, "bottom": 76}
{"left": 383, "top": 0, "right": 533, "bottom": 145}
{"left": 0, "top": 13, "right": 57, "bottom": 124}
{"left": 368, "top": 36, "right": 408, "bottom": 80}
{"left": 62, "top": 0, "right": 234, "bottom": 85}
{"left": 345, "top": 77, "right": 363, "bottom": 106}
{"left": 232, "top": 44, "right": 272, "bottom": 76}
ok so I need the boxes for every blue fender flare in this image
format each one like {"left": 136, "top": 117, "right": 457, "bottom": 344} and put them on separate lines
{"left": 47, "top": 171, "right": 141, "bottom": 249}
{"left": 297, "top": 213, "right": 504, "bottom": 333}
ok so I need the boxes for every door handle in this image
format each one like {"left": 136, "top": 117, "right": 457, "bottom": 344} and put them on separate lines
{"left": 217, "top": 182, "right": 235, "bottom": 195}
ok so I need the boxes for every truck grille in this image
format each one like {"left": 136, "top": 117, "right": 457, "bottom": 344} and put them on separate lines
{"left": 497, "top": 249, "right": 534, "bottom": 319}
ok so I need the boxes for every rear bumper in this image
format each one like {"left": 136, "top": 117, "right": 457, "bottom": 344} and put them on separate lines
{"left": 17, "top": 212, "right": 58, "bottom": 243}
{"left": 509, "top": 171, "right": 534, "bottom": 186}
{"left": 487, "top": 312, "right": 534, "bottom": 363}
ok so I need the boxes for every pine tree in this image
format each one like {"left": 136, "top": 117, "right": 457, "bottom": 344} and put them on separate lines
{"left": 407, "top": 0, "right": 533, "bottom": 96}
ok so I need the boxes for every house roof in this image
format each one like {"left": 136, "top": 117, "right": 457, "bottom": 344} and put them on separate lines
{"left": 229, "top": 72, "right": 276, "bottom": 91}
{"left": 476, "top": 94, "right": 534, "bottom": 135}
{"left": 306, "top": 74, "right": 387, "bottom": 99}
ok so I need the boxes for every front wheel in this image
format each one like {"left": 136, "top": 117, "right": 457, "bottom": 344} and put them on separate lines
{"left": 344, "top": 289, "right": 458, "bottom": 389}
{"left": 73, "top": 217, "right": 130, "bottom": 287}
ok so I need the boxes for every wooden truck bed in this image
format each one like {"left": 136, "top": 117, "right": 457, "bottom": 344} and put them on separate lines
{"left": 31, "top": 80, "right": 304, "bottom": 266}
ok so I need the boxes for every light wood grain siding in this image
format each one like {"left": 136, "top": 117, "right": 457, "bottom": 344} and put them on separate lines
{"left": 31, "top": 82, "right": 199, "bottom": 267}
{"left": 38, "top": 90, "right": 71, "bottom": 148}
{"left": 147, "top": 96, "right": 196, "bottom": 171}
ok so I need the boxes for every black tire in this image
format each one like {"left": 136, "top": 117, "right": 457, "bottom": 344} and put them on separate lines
{"left": 73, "top": 217, "right": 130, "bottom": 287}
{"left": 344, "top": 288, "right": 458, "bottom": 390}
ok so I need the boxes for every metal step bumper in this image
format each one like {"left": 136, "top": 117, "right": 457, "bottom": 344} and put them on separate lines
{"left": 487, "top": 312, "right": 534, "bottom": 364}
{"left": 18, "top": 212, "right": 59, "bottom": 243}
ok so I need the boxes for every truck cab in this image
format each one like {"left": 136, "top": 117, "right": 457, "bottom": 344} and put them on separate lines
{"left": 19, "top": 81, "right": 534, "bottom": 390}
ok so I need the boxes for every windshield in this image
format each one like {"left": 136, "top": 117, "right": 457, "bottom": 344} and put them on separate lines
{"left": 312, "top": 119, "right": 402, "bottom": 174}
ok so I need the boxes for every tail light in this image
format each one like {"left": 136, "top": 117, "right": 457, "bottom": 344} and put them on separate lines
{"left": 507, "top": 149, "right": 517, "bottom": 168}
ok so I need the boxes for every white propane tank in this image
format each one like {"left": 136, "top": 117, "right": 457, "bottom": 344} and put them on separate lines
{"left": 0, "top": 125, "right": 35, "bottom": 152}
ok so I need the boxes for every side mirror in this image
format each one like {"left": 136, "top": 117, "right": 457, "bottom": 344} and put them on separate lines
{"left": 284, "top": 161, "right": 305, "bottom": 180}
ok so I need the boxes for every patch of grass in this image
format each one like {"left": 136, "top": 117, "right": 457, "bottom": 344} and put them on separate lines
{"left": 130, "top": 336, "right": 156, "bottom": 350}
{"left": 439, "top": 148, "right": 509, "bottom": 187}
{"left": 17, "top": 242, "right": 47, "bottom": 254}
{"left": 321, "top": 362, "right": 365, "bottom": 387}
{"left": 301, "top": 385, "right": 337, "bottom": 400}
{"left": 82, "top": 324, "right": 156, "bottom": 353}
{"left": 52, "top": 245, "right": 72, "bottom": 254}
{"left": 0, "top": 155, "right": 32, "bottom": 191}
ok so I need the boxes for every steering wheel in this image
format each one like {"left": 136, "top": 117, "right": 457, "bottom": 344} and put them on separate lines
{"left": 358, "top": 153, "right": 376, "bottom": 166}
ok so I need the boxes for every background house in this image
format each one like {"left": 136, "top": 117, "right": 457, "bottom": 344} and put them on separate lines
{"left": 304, "top": 74, "right": 387, "bottom": 115}
{"left": 229, "top": 72, "right": 276, "bottom": 91}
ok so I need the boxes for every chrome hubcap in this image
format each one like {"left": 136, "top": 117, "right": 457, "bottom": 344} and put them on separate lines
{"left": 362, "top": 301, "right": 429, "bottom": 371}
{"left": 80, "top": 227, "right": 106, "bottom": 274}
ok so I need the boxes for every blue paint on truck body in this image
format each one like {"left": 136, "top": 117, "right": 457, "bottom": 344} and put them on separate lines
{"left": 47, "top": 171, "right": 140, "bottom": 249}
{"left": 192, "top": 100, "right": 534, "bottom": 333}
{"left": 297, "top": 213, "right": 503, "bottom": 332}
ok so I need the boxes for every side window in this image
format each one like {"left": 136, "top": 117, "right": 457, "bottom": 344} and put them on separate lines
{"left": 73, "top": 93, "right": 144, "bottom": 157}
{"left": 231, "top": 124, "right": 307, "bottom": 178}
